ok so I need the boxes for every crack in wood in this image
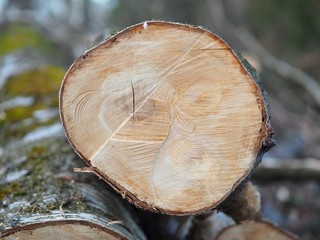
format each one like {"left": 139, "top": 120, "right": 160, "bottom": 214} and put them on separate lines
{"left": 130, "top": 79, "right": 135, "bottom": 117}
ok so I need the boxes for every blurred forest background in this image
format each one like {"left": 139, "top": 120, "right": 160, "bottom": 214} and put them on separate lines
{"left": 0, "top": 0, "right": 319, "bottom": 239}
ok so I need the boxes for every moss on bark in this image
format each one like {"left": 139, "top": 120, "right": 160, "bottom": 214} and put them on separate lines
{"left": 0, "top": 137, "right": 146, "bottom": 239}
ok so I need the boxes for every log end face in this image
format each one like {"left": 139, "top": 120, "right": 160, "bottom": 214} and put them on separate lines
{"left": 2, "top": 222, "right": 125, "bottom": 240}
{"left": 215, "top": 220, "right": 298, "bottom": 240}
{"left": 59, "top": 21, "right": 273, "bottom": 215}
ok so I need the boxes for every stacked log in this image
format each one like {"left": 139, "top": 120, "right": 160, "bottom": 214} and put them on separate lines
{"left": 0, "top": 138, "right": 146, "bottom": 239}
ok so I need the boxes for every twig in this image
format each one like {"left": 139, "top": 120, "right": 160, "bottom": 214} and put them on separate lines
{"left": 107, "top": 220, "right": 123, "bottom": 226}
{"left": 74, "top": 167, "right": 95, "bottom": 173}
{"left": 59, "top": 202, "right": 66, "bottom": 218}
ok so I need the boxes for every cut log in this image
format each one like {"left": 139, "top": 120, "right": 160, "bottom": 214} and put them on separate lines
{"left": 0, "top": 137, "right": 146, "bottom": 240}
{"left": 214, "top": 220, "right": 298, "bottom": 240}
{"left": 59, "top": 21, "right": 274, "bottom": 215}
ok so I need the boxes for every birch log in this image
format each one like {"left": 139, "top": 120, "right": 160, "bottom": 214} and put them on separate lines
{"left": 59, "top": 21, "right": 274, "bottom": 215}
{"left": 0, "top": 137, "right": 146, "bottom": 240}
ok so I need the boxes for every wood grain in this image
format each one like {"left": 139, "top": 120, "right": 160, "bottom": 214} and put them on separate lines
{"left": 215, "top": 220, "right": 297, "bottom": 240}
{"left": 60, "top": 21, "right": 273, "bottom": 214}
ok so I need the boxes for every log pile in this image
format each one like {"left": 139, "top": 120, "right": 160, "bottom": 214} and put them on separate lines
{"left": 1, "top": 21, "right": 298, "bottom": 239}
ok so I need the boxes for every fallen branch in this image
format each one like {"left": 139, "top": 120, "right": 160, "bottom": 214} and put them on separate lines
{"left": 254, "top": 158, "right": 320, "bottom": 181}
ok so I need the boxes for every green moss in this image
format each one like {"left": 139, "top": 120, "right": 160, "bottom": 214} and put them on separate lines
{"left": 60, "top": 195, "right": 89, "bottom": 213}
{"left": 4, "top": 105, "right": 42, "bottom": 122}
{"left": 5, "top": 66, "right": 64, "bottom": 97}
{"left": 20, "top": 201, "right": 61, "bottom": 215}
{"left": 0, "top": 141, "right": 99, "bottom": 219}
{"left": 1, "top": 65, "right": 64, "bottom": 140}
{"left": 25, "top": 145, "right": 48, "bottom": 173}
{"left": 0, "top": 117, "right": 58, "bottom": 144}
{"left": 2, "top": 65, "right": 64, "bottom": 124}
{"left": 9, "top": 144, "right": 86, "bottom": 215}
{"left": 27, "top": 145, "right": 46, "bottom": 159}
{"left": 0, "top": 182, "right": 27, "bottom": 201}
{"left": 0, "top": 23, "right": 55, "bottom": 56}
{"left": 50, "top": 97, "right": 60, "bottom": 108}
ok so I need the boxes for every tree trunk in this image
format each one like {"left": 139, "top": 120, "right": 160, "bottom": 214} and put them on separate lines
{"left": 59, "top": 21, "right": 274, "bottom": 215}
{"left": 0, "top": 136, "right": 146, "bottom": 240}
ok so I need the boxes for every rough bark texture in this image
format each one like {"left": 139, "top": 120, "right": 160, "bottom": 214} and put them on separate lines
{"left": 183, "top": 212, "right": 235, "bottom": 240}
{"left": 0, "top": 136, "right": 146, "bottom": 239}
{"left": 59, "top": 21, "right": 274, "bottom": 215}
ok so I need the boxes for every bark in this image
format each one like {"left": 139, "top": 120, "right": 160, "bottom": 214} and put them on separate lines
{"left": 0, "top": 136, "right": 146, "bottom": 239}
{"left": 59, "top": 21, "right": 274, "bottom": 215}
{"left": 218, "top": 182, "right": 262, "bottom": 223}
{"left": 183, "top": 212, "right": 235, "bottom": 240}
